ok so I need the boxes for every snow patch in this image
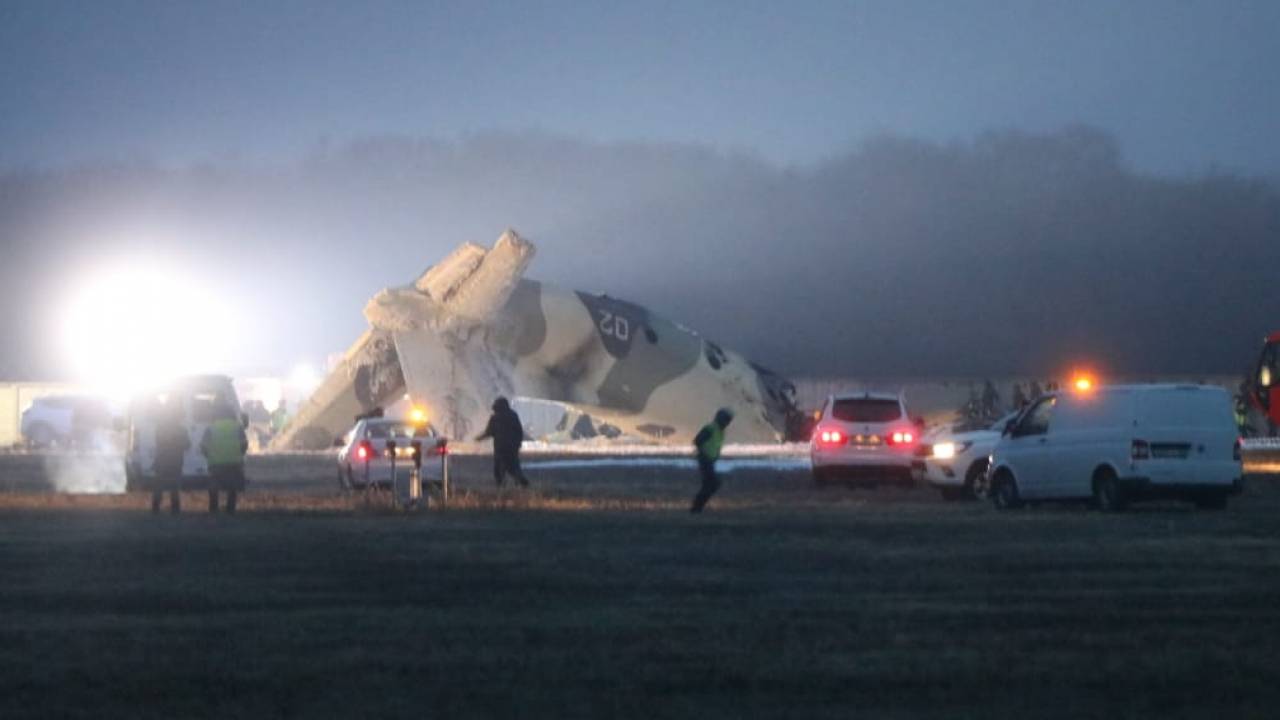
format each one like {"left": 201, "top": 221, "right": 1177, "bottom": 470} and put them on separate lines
{"left": 524, "top": 456, "right": 810, "bottom": 472}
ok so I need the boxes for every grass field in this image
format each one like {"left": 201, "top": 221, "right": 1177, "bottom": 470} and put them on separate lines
{"left": 1, "top": 453, "right": 1279, "bottom": 718}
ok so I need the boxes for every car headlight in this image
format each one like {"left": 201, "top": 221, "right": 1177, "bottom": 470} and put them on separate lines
{"left": 931, "top": 441, "right": 972, "bottom": 460}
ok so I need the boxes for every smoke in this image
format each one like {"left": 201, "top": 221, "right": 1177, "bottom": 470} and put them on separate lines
{"left": 1, "top": 126, "right": 1277, "bottom": 379}
{"left": 41, "top": 431, "right": 126, "bottom": 494}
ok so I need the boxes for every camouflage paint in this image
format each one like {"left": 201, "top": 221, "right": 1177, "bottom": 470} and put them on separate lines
{"left": 272, "top": 230, "right": 797, "bottom": 449}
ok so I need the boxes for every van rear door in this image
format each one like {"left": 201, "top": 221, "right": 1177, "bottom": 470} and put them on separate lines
{"left": 1135, "top": 387, "right": 1238, "bottom": 487}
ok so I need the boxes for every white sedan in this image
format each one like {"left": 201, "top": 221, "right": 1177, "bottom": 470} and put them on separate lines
{"left": 336, "top": 417, "right": 446, "bottom": 491}
{"left": 923, "top": 411, "right": 1019, "bottom": 500}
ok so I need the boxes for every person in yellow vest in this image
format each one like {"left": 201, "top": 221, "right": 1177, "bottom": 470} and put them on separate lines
{"left": 201, "top": 404, "right": 248, "bottom": 514}
{"left": 690, "top": 408, "right": 734, "bottom": 513}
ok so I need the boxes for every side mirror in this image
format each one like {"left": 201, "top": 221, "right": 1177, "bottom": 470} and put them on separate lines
{"left": 1002, "top": 418, "right": 1018, "bottom": 437}
{"left": 241, "top": 413, "right": 250, "bottom": 429}
{"left": 333, "top": 436, "right": 344, "bottom": 448}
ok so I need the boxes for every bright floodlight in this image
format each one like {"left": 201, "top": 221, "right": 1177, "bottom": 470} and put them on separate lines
{"left": 60, "top": 263, "right": 236, "bottom": 400}
{"left": 289, "top": 363, "right": 321, "bottom": 393}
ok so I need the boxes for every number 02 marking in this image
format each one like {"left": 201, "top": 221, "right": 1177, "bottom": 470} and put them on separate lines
{"left": 598, "top": 311, "right": 630, "bottom": 341}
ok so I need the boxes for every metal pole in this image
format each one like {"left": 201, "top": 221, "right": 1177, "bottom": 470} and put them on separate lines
{"left": 441, "top": 448, "right": 449, "bottom": 506}
{"left": 414, "top": 467, "right": 423, "bottom": 508}
{"left": 389, "top": 449, "right": 397, "bottom": 508}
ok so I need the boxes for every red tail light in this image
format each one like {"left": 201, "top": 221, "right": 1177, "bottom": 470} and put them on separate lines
{"left": 815, "top": 427, "right": 845, "bottom": 445}
{"left": 1131, "top": 439, "right": 1150, "bottom": 460}
{"left": 887, "top": 430, "right": 915, "bottom": 446}
{"left": 1234, "top": 437, "right": 1242, "bottom": 462}
{"left": 356, "top": 440, "right": 373, "bottom": 461}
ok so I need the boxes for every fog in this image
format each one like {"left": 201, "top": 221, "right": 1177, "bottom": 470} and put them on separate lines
{"left": 1, "top": 126, "right": 1276, "bottom": 380}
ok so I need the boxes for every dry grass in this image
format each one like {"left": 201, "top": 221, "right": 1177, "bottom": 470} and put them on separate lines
{"left": 1, "top": 453, "right": 1279, "bottom": 718}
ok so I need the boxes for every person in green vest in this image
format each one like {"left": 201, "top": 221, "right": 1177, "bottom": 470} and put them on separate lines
{"left": 690, "top": 408, "right": 733, "bottom": 514}
{"left": 201, "top": 404, "right": 248, "bottom": 514}
{"left": 1234, "top": 386, "right": 1254, "bottom": 437}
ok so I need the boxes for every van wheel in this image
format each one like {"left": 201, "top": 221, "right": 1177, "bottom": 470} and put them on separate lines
{"left": 1092, "top": 469, "right": 1127, "bottom": 512}
{"left": 964, "top": 460, "right": 990, "bottom": 500}
{"left": 1194, "top": 493, "right": 1227, "bottom": 511}
{"left": 991, "top": 471, "right": 1023, "bottom": 510}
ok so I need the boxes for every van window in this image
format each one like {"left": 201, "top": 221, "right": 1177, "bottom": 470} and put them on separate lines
{"left": 831, "top": 398, "right": 902, "bottom": 423}
{"left": 1014, "top": 397, "right": 1055, "bottom": 437}
{"left": 190, "top": 393, "right": 221, "bottom": 423}
{"left": 1139, "top": 389, "right": 1233, "bottom": 429}
{"left": 365, "top": 423, "right": 436, "bottom": 440}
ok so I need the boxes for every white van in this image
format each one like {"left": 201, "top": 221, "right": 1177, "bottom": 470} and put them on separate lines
{"left": 987, "top": 384, "right": 1242, "bottom": 511}
{"left": 124, "top": 375, "right": 246, "bottom": 492}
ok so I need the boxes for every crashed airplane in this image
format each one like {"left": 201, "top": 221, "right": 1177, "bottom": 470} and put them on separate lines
{"left": 272, "top": 230, "right": 798, "bottom": 449}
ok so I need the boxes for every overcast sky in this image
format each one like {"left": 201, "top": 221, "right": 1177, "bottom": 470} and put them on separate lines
{"left": 2, "top": 0, "right": 1279, "bottom": 176}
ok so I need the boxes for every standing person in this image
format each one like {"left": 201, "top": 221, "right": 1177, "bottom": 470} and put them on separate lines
{"left": 270, "top": 399, "right": 289, "bottom": 437}
{"left": 1011, "top": 382, "right": 1028, "bottom": 412}
{"left": 202, "top": 404, "right": 248, "bottom": 513}
{"left": 475, "top": 397, "right": 529, "bottom": 487}
{"left": 151, "top": 400, "right": 190, "bottom": 515}
{"left": 690, "top": 408, "right": 733, "bottom": 514}
{"left": 981, "top": 380, "right": 1000, "bottom": 421}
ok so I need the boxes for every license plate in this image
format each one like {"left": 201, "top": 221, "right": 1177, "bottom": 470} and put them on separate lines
{"left": 1151, "top": 443, "right": 1190, "bottom": 459}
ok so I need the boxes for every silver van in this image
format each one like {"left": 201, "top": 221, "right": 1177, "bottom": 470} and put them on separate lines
{"left": 124, "top": 375, "right": 246, "bottom": 492}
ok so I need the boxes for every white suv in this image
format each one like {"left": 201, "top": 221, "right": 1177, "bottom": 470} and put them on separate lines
{"left": 810, "top": 392, "right": 922, "bottom": 486}
{"left": 988, "top": 384, "right": 1243, "bottom": 511}
{"left": 923, "top": 411, "right": 1019, "bottom": 501}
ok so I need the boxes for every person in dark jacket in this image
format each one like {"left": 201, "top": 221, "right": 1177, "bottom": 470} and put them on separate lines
{"left": 151, "top": 400, "right": 190, "bottom": 514}
{"left": 475, "top": 397, "right": 529, "bottom": 487}
{"left": 201, "top": 403, "right": 248, "bottom": 514}
{"left": 690, "top": 408, "right": 733, "bottom": 513}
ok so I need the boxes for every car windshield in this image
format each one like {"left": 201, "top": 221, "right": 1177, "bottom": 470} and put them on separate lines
{"left": 831, "top": 398, "right": 902, "bottom": 423}
{"left": 989, "top": 411, "right": 1019, "bottom": 431}
{"left": 365, "top": 423, "right": 435, "bottom": 440}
